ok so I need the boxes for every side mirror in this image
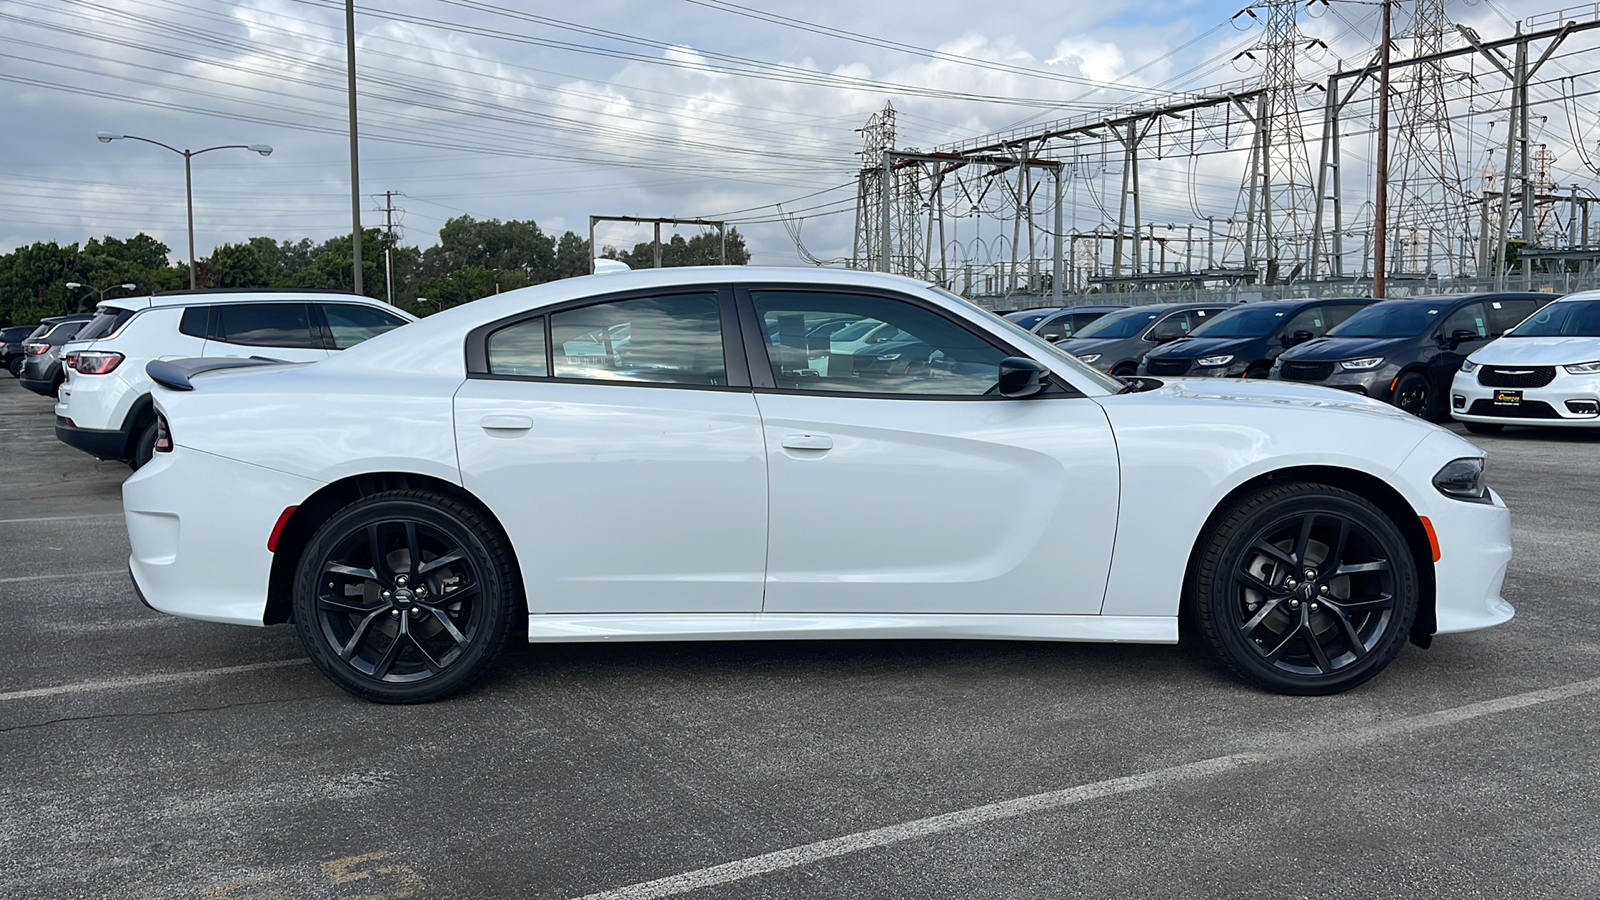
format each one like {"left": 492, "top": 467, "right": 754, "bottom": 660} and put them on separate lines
{"left": 1441, "top": 329, "right": 1476, "bottom": 350}
{"left": 997, "top": 357, "right": 1049, "bottom": 398}
{"left": 1151, "top": 333, "right": 1180, "bottom": 344}
{"left": 1045, "top": 333, "right": 1066, "bottom": 343}
{"left": 1289, "top": 329, "right": 1316, "bottom": 345}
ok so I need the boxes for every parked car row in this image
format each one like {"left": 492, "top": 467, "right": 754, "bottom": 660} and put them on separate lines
{"left": 6, "top": 290, "right": 414, "bottom": 468}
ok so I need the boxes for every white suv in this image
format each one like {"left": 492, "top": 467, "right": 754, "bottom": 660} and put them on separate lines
{"left": 56, "top": 290, "right": 415, "bottom": 468}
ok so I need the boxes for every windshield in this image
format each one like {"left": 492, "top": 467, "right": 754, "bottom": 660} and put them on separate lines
{"left": 829, "top": 319, "right": 885, "bottom": 342}
{"left": 1326, "top": 302, "right": 1442, "bottom": 338}
{"left": 46, "top": 321, "right": 85, "bottom": 342}
{"left": 1508, "top": 299, "right": 1600, "bottom": 337}
{"left": 1004, "top": 310, "right": 1053, "bottom": 329}
{"left": 1074, "top": 307, "right": 1165, "bottom": 339}
{"left": 930, "top": 288, "right": 1124, "bottom": 393}
{"left": 1188, "top": 305, "right": 1294, "bottom": 339}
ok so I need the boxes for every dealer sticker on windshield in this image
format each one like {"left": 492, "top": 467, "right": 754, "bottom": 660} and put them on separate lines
{"left": 1493, "top": 389, "right": 1523, "bottom": 405}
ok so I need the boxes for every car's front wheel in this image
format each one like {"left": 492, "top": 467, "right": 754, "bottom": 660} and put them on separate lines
{"left": 1392, "top": 371, "right": 1438, "bottom": 420}
{"left": 1188, "top": 482, "right": 1419, "bottom": 695}
{"left": 293, "top": 490, "right": 518, "bottom": 703}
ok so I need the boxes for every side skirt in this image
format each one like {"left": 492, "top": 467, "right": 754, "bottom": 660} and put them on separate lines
{"left": 525, "top": 613, "right": 1177, "bottom": 644}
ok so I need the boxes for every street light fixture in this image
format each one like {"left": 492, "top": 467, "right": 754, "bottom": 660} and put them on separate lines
{"left": 96, "top": 132, "right": 273, "bottom": 290}
{"left": 64, "top": 281, "right": 138, "bottom": 313}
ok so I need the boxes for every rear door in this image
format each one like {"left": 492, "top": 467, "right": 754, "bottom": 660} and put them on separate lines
{"left": 200, "top": 302, "right": 330, "bottom": 362}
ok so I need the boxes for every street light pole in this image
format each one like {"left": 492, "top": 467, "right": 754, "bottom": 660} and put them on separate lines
{"left": 64, "top": 281, "right": 138, "bottom": 313}
{"left": 96, "top": 133, "right": 272, "bottom": 290}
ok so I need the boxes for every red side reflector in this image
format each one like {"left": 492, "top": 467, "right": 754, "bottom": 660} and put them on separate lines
{"left": 1419, "top": 516, "right": 1441, "bottom": 562}
{"left": 267, "top": 506, "right": 298, "bottom": 553}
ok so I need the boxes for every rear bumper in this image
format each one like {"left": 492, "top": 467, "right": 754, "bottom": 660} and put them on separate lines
{"left": 18, "top": 375, "right": 56, "bottom": 396}
{"left": 56, "top": 416, "right": 129, "bottom": 460}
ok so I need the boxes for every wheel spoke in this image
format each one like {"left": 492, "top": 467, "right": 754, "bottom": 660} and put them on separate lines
{"left": 326, "top": 563, "right": 377, "bottom": 581}
{"left": 370, "top": 621, "right": 407, "bottom": 679}
{"left": 1302, "top": 616, "right": 1334, "bottom": 672}
{"left": 1329, "top": 592, "right": 1394, "bottom": 613}
{"left": 434, "top": 583, "right": 480, "bottom": 605}
{"left": 1259, "top": 625, "right": 1300, "bottom": 662}
{"left": 418, "top": 552, "right": 465, "bottom": 576}
{"left": 1236, "top": 569, "right": 1287, "bottom": 599}
{"left": 1327, "top": 606, "right": 1370, "bottom": 658}
{"left": 1319, "top": 520, "right": 1350, "bottom": 579}
{"left": 319, "top": 594, "right": 381, "bottom": 615}
{"left": 1334, "top": 560, "right": 1391, "bottom": 576}
{"left": 1239, "top": 597, "right": 1286, "bottom": 634}
{"left": 1250, "top": 540, "right": 1297, "bottom": 569}
{"left": 338, "top": 609, "right": 387, "bottom": 662}
{"left": 421, "top": 606, "right": 469, "bottom": 647}
{"left": 1292, "top": 515, "right": 1316, "bottom": 566}
{"left": 404, "top": 522, "right": 421, "bottom": 576}
{"left": 368, "top": 524, "right": 393, "bottom": 581}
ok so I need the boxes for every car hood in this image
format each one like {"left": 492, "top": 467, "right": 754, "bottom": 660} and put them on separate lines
{"left": 1059, "top": 336, "right": 1134, "bottom": 355}
{"left": 1278, "top": 335, "right": 1408, "bottom": 361}
{"left": 1144, "top": 336, "right": 1257, "bottom": 360}
{"left": 1470, "top": 336, "right": 1600, "bottom": 365}
{"left": 1131, "top": 376, "right": 1426, "bottom": 424}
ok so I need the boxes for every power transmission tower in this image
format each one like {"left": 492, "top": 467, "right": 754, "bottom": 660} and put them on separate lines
{"left": 1387, "top": 0, "right": 1468, "bottom": 280}
{"left": 380, "top": 190, "right": 401, "bottom": 304}
{"left": 852, "top": 103, "right": 894, "bottom": 271}
{"left": 1234, "top": 0, "right": 1324, "bottom": 282}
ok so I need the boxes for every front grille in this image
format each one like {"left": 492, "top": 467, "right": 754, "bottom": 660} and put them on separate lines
{"left": 1279, "top": 361, "right": 1335, "bottom": 382}
{"left": 1477, "top": 365, "right": 1556, "bottom": 388}
{"left": 1144, "top": 357, "right": 1193, "bottom": 376}
{"left": 1467, "top": 399, "right": 1562, "bottom": 419}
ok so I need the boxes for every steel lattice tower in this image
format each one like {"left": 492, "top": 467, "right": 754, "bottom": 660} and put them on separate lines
{"left": 1388, "top": 0, "right": 1469, "bottom": 277}
{"left": 852, "top": 103, "right": 895, "bottom": 270}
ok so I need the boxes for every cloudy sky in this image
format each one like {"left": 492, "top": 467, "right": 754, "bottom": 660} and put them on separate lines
{"left": 1, "top": 0, "right": 1593, "bottom": 270}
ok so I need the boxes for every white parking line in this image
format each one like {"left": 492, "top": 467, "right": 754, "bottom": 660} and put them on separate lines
{"left": 0, "top": 512, "right": 122, "bottom": 524}
{"left": 0, "top": 659, "right": 306, "bottom": 702}
{"left": 0, "top": 569, "right": 124, "bottom": 584}
{"left": 571, "top": 674, "right": 1600, "bottom": 900}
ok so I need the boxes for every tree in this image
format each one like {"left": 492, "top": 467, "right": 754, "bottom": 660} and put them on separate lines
{"left": 208, "top": 242, "right": 269, "bottom": 289}
{"left": 554, "top": 231, "right": 591, "bottom": 279}
{"left": 605, "top": 227, "right": 749, "bottom": 269}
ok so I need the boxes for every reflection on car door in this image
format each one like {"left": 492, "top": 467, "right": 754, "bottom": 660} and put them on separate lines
{"left": 453, "top": 290, "right": 768, "bottom": 614}
{"left": 746, "top": 288, "right": 1120, "bottom": 616}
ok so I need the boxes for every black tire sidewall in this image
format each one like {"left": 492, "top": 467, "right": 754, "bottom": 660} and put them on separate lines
{"left": 1394, "top": 371, "right": 1437, "bottom": 420}
{"left": 1196, "top": 484, "right": 1419, "bottom": 695}
{"left": 130, "top": 420, "right": 158, "bottom": 470}
{"left": 292, "top": 493, "right": 515, "bottom": 703}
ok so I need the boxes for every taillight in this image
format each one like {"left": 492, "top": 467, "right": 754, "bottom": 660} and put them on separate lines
{"left": 24, "top": 342, "right": 48, "bottom": 356}
{"left": 154, "top": 412, "right": 172, "bottom": 452}
{"left": 71, "top": 350, "right": 124, "bottom": 375}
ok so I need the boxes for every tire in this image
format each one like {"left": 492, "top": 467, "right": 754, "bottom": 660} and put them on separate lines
{"left": 129, "top": 419, "right": 158, "bottom": 470}
{"left": 1392, "top": 371, "right": 1439, "bottom": 421}
{"left": 1188, "top": 482, "right": 1419, "bottom": 695}
{"left": 7, "top": 357, "right": 21, "bottom": 377}
{"left": 1244, "top": 364, "right": 1271, "bottom": 380}
{"left": 1111, "top": 362, "right": 1138, "bottom": 378}
{"left": 293, "top": 490, "right": 518, "bottom": 703}
{"left": 1464, "top": 421, "right": 1503, "bottom": 435}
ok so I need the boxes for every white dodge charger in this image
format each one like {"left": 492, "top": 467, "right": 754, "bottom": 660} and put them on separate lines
{"left": 124, "top": 268, "right": 1513, "bottom": 703}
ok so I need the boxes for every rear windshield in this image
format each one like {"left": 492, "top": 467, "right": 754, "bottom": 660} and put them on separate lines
{"left": 1508, "top": 299, "right": 1600, "bottom": 337}
{"left": 74, "top": 307, "right": 137, "bottom": 342}
{"left": 1188, "top": 305, "right": 1296, "bottom": 339}
{"left": 1074, "top": 307, "right": 1166, "bottom": 339}
{"left": 1003, "top": 310, "right": 1053, "bottom": 329}
{"left": 1326, "top": 303, "right": 1445, "bottom": 338}
{"left": 46, "top": 321, "right": 86, "bottom": 342}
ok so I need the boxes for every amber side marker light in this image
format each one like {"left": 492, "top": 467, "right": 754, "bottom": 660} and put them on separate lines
{"left": 1419, "top": 516, "right": 1442, "bottom": 562}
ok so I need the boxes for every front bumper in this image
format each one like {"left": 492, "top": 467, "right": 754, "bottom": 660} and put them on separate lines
{"left": 1273, "top": 363, "right": 1393, "bottom": 398}
{"left": 1450, "top": 368, "right": 1600, "bottom": 428}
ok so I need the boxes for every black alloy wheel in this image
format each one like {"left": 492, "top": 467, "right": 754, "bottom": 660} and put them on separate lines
{"left": 7, "top": 357, "right": 22, "bottom": 377}
{"left": 1189, "top": 482, "right": 1418, "bottom": 694}
{"left": 293, "top": 491, "right": 517, "bottom": 703}
{"left": 1392, "top": 371, "right": 1438, "bottom": 420}
{"left": 1464, "top": 421, "right": 1504, "bottom": 435}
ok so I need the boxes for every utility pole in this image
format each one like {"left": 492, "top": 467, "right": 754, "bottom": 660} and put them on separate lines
{"left": 1373, "top": 0, "right": 1392, "bottom": 298}
{"left": 381, "top": 190, "right": 399, "bottom": 304}
{"left": 345, "top": 0, "right": 363, "bottom": 295}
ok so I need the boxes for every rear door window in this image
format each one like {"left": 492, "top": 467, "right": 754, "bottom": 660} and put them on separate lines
{"left": 1439, "top": 302, "right": 1489, "bottom": 340}
{"left": 179, "top": 306, "right": 211, "bottom": 338}
{"left": 74, "top": 308, "right": 137, "bottom": 342}
{"left": 214, "top": 303, "right": 319, "bottom": 349}
{"left": 1487, "top": 298, "right": 1546, "bottom": 336}
{"left": 318, "top": 304, "right": 409, "bottom": 349}
{"left": 1323, "top": 304, "right": 1365, "bottom": 329}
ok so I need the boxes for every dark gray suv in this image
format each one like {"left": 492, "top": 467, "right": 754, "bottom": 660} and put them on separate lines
{"left": 18, "top": 314, "right": 92, "bottom": 397}
{"left": 1057, "top": 302, "right": 1237, "bottom": 376}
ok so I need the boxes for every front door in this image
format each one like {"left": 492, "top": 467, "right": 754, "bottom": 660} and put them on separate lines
{"left": 744, "top": 287, "right": 1121, "bottom": 616}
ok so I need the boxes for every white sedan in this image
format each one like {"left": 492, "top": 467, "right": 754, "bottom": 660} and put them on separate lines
{"left": 1451, "top": 289, "right": 1600, "bottom": 432}
{"left": 124, "top": 267, "right": 1513, "bottom": 703}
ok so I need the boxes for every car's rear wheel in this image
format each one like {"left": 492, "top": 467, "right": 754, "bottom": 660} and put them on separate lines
{"left": 7, "top": 357, "right": 22, "bottom": 377}
{"left": 1392, "top": 371, "right": 1438, "bottom": 420}
{"left": 1463, "top": 421, "right": 1504, "bottom": 435}
{"left": 129, "top": 419, "right": 158, "bottom": 470}
{"left": 1188, "top": 482, "right": 1418, "bottom": 695}
{"left": 293, "top": 491, "right": 518, "bottom": 703}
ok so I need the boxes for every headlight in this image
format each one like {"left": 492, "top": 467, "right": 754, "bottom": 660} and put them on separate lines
{"left": 1339, "top": 357, "right": 1384, "bottom": 370}
{"left": 1460, "top": 360, "right": 1479, "bottom": 374}
{"left": 1433, "top": 457, "right": 1489, "bottom": 502}
{"left": 1563, "top": 360, "right": 1600, "bottom": 374}
{"left": 874, "top": 353, "right": 902, "bottom": 361}
{"left": 1073, "top": 353, "right": 1101, "bottom": 364}
{"left": 1196, "top": 355, "right": 1234, "bottom": 367}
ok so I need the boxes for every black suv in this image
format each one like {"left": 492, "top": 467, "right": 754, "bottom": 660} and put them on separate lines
{"left": 1270, "top": 292, "right": 1555, "bottom": 419}
{"left": 1138, "top": 297, "right": 1377, "bottom": 379}
{"left": 3, "top": 325, "right": 36, "bottom": 376}
{"left": 1003, "top": 305, "right": 1127, "bottom": 341}
{"left": 1058, "top": 302, "right": 1237, "bottom": 376}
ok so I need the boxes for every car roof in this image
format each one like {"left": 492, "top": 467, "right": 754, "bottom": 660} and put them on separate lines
{"left": 1366, "top": 292, "right": 1550, "bottom": 306}
{"left": 99, "top": 289, "right": 378, "bottom": 311}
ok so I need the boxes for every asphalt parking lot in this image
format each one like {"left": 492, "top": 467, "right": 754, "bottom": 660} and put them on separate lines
{"left": 3, "top": 375, "right": 1600, "bottom": 900}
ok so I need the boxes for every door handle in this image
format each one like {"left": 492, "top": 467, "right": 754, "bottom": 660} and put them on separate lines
{"left": 480, "top": 415, "right": 534, "bottom": 431}
{"left": 781, "top": 433, "right": 833, "bottom": 451}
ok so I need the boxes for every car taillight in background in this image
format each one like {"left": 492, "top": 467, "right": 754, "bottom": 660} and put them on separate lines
{"left": 23, "top": 342, "right": 49, "bottom": 356}
{"left": 154, "top": 412, "right": 172, "bottom": 452}
{"left": 69, "top": 350, "right": 125, "bottom": 375}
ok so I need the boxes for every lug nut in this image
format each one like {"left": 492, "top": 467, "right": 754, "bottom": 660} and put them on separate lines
{"left": 396, "top": 575, "right": 409, "bottom": 586}
{"left": 381, "top": 590, "right": 391, "bottom": 598}
{"left": 1289, "top": 599, "right": 1300, "bottom": 608}
{"left": 1310, "top": 603, "right": 1319, "bottom": 612}
{"left": 390, "top": 609, "right": 399, "bottom": 617}
{"left": 1304, "top": 569, "right": 1317, "bottom": 580}
{"left": 1284, "top": 578, "right": 1298, "bottom": 589}
{"left": 1319, "top": 584, "right": 1329, "bottom": 594}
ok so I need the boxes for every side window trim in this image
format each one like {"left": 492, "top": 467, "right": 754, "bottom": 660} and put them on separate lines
{"left": 309, "top": 303, "right": 335, "bottom": 351}
{"left": 464, "top": 285, "right": 752, "bottom": 390}
{"left": 733, "top": 284, "right": 1080, "bottom": 400}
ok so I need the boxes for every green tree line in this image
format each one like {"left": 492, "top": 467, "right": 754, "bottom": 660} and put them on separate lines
{"left": 0, "top": 217, "right": 749, "bottom": 326}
